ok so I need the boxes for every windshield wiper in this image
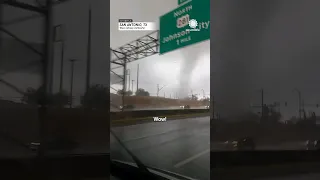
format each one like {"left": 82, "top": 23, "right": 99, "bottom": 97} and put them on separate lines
{"left": 110, "top": 130, "right": 150, "bottom": 174}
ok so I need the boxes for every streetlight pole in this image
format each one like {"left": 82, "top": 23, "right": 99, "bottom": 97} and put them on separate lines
{"left": 53, "top": 24, "right": 65, "bottom": 94}
{"left": 59, "top": 41, "right": 65, "bottom": 93}
{"left": 261, "top": 88, "right": 264, "bottom": 120}
{"left": 127, "top": 69, "right": 131, "bottom": 92}
{"left": 69, "top": 59, "right": 77, "bottom": 108}
{"left": 293, "top": 88, "right": 302, "bottom": 120}
{"left": 136, "top": 64, "right": 139, "bottom": 93}
{"left": 132, "top": 80, "right": 134, "bottom": 93}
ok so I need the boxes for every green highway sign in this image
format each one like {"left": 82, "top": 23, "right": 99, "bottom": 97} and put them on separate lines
{"left": 178, "top": 0, "right": 189, "bottom": 6}
{"left": 160, "top": 0, "right": 210, "bottom": 55}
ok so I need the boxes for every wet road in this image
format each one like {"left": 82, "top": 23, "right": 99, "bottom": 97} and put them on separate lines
{"left": 258, "top": 174, "right": 320, "bottom": 180}
{"left": 110, "top": 116, "right": 210, "bottom": 180}
{"left": 0, "top": 135, "right": 34, "bottom": 158}
{"left": 211, "top": 141, "right": 306, "bottom": 151}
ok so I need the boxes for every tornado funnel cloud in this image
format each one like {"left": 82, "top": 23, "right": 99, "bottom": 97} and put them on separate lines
{"left": 178, "top": 46, "right": 200, "bottom": 99}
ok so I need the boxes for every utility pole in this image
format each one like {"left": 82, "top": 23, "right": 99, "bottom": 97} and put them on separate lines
{"left": 69, "top": 59, "right": 77, "bottom": 108}
{"left": 59, "top": 40, "right": 65, "bottom": 94}
{"left": 164, "top": 92, "right": 165, "bottom": 98}
{"left": 302, "top": 99, "right": 305, "bottom": 120}
{"left": 293, "top": 88, "right": 302, "bottom": 120}
{"left": 127, "top": 69, "right": 131, "bottom": 92}
{"left": 53, "top": 24, "right": 65, "bottom": 94}
{"left": 202, "top": 89, "right": 205, "bottom": 98}
{"left": 157, "top": 84, "right": 166, "bottom": 97}
{"left": 261, "top": 88, "right": 264, "bottom": 120}
{"left": 136, "top": 64, "right": 139, "bottom": 92}
{"left": 157, "top": 84, "right": 159, "bottom": 97}
{"left": 132, "top": 80, "right": 134, "bottom": 93}
{"left": 122, "top": 59, "right": 127, "bottom": 111}
{"left": 85, "top": 6, "right": 92, "bottom": 94}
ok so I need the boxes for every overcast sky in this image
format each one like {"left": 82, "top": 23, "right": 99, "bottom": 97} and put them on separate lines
{"left": 110, "top": 0, "right": 210, "bottom": 99}
{"left": 211, "top": 0, "right": 320, "bottom": 120}
{"left": 3, "top": 0, "right": 320, "bottom": 120}
{"left": 0, "top": 0, "right": 210, "bottom": 104}
{"left": 0, "top": 0, "right": 109, "bottom": 105}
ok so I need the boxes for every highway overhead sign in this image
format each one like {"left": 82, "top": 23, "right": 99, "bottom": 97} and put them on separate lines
{"left": 160, "top": 0, "right": 210, "bottom": 54}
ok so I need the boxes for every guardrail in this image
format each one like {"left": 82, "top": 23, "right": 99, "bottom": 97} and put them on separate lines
{"left": 111, "top": 109, "right": 209, "bottom": 120}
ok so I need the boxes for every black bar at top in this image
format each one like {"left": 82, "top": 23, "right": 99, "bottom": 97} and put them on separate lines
{"left": 119, "top": 19, "right": 133, "bottom": 22}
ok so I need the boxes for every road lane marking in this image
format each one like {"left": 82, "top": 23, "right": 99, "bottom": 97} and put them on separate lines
{"left": 121, "top": 126, "right": 209, "bottom": 143}
{"left": 122, "top": 128, "right": 188, "bottom": 142}
{"left": 174, "top": 148, "right": 210, "bottom": 168}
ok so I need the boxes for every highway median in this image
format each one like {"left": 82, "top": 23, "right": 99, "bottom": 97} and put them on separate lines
{"left": 111, "top": 109, "right": 209, "bottom": 126}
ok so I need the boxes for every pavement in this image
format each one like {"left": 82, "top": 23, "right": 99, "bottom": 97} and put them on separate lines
{"left": 110, "top": 116, "right": 210, "bottom": 180}
{"left": 258, "top": 174, "right": 320, "bottom": 180}
{"left": 211, "top": 141, "right": 307, "bottom": 151}
{"left": 0, "top": 134, "right": 35, "bottom": 158}
{"left": 214, "top": 162, "right": 320, "bottom": 180}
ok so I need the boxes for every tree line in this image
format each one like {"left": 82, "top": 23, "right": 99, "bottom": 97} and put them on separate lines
{"left": 116, "top": 88, "right": 150, "bottom": 96}
{"left": 21, "top": 84, "right": 109, "bottom": 109}
{"left": 21, "top": 85, "right": 151, "bottom": 108}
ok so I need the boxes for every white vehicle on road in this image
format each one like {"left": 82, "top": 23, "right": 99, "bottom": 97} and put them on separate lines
{"left": 305, "top": 140, "right": 320, "bottom": 150}
{"left": 180, "top": 105, "right": 190, "bottom": 109}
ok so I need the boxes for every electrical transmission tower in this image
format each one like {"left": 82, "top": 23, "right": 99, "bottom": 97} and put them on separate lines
{"left": 0, "top": 0, "right": 72, "bottom": 161}
{"left": 110, "top": 30, "right": 159, "bottom": 110}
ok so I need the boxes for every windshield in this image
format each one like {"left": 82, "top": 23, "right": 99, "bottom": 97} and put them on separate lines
{"left": 110, "top": 130, "right": 136, "bottom": 166}
{"left": 110, "top": 0, "right": 210, "bottom": 179}
{"left": 111, "top": 116, "right": 210, "bottom": 180}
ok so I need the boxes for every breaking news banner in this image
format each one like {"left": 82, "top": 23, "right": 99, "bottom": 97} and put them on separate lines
{"left": 118, "top": 19, "right": 156, "bottom": 31}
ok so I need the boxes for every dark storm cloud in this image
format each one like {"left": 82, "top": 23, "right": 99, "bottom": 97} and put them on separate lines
{"left": 179, "top": 43, "right": 202, "bottom": 98}
{"left": 212, "top": 0, "right": 320, "bottom": 120}
{"left": 211, "top": 0, "right": 279, "bottom": 119}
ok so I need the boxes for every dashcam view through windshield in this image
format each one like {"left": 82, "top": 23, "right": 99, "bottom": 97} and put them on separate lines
{"left": 110, "top": 0, "right": 210, "bottom": 179}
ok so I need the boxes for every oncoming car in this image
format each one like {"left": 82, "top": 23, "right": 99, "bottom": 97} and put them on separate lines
{"left": 180, "top": 105, "right": 190, "bottom": 109}
{"left": 235, "top": 137, "right": 256, "bottom": 150}
{"left": 119, "top": 104, "right": 135, "bottom": 110}
{"left": 305, "top": 140, "right": 320, "bottom": 150}
{"left": 224, "top": 137, "right": 256, "bottom": 151}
